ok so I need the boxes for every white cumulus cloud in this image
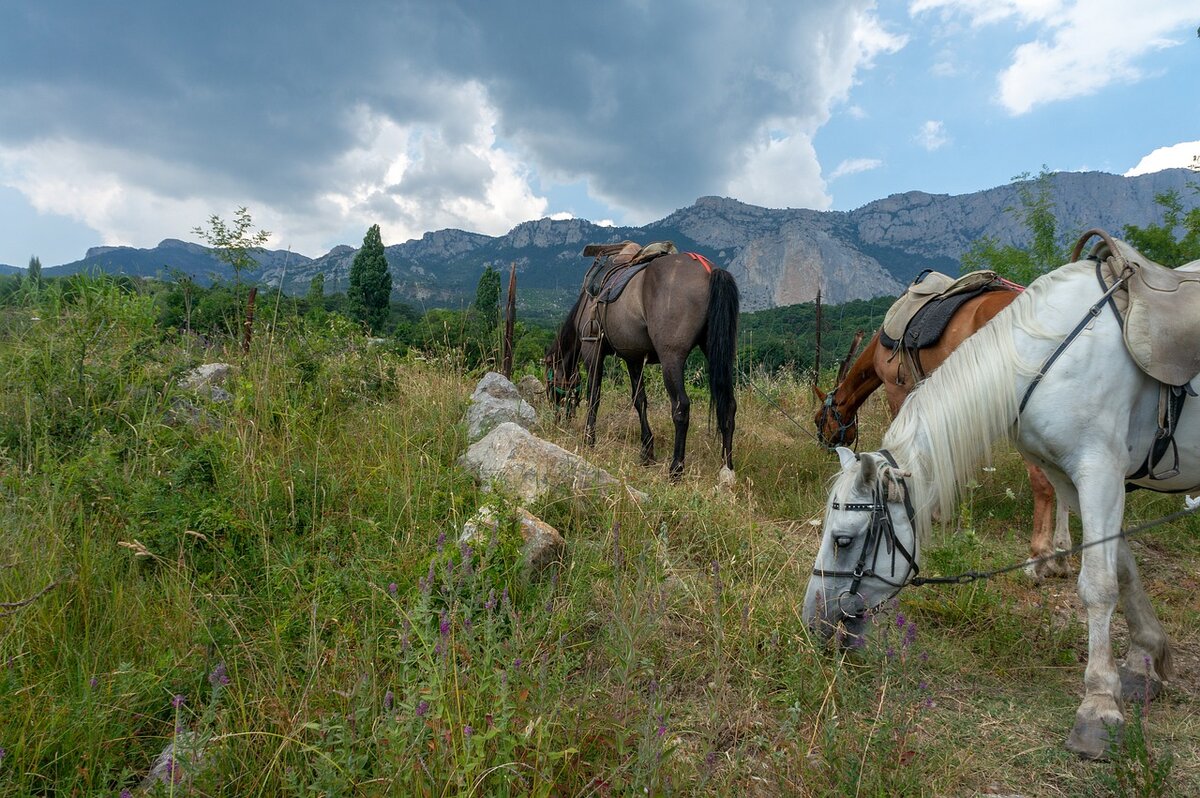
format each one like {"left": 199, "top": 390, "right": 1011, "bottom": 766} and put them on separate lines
{"left": 1125, "top": 141, "right": 1200, "bottom": 176}
{"left": 830, "top": 158, "right": 885, "bottom": 180}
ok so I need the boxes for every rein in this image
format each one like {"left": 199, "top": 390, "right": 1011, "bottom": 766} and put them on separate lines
{"left": 911, "top": 501, "right": 1200, "bottom": 587}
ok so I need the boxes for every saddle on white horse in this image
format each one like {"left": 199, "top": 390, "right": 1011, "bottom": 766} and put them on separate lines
{"left": 1074, "top": 229, "right": 1200, "bottom": 387}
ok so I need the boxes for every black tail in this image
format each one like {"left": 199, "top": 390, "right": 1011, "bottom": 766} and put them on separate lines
{"left": 706, "top": 268, "right": 739, "bottom": 460}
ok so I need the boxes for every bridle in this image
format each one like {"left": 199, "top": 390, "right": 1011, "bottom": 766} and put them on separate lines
{"left": 817, "top": 393, "right": 857, "bottom": 449}
{"left": 810, "top": 450, "right": 920, "bottom": 618}
{"left": 544, "top": 363, "right": 580, "bottom": 406}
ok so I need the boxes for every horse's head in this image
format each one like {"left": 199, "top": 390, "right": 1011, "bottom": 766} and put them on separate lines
{"left": 803, "top": 447, "right": 917, "bottom": 648}
{"left": 543, "top": 349, "right": 580, "bottom": 417}
{"left": 812, "top": 385, "right": 858, "bottom": 448}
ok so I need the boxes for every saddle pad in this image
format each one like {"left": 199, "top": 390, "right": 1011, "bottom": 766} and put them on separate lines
{"left": 583, "top": 241, "right": 641, "bottom": 296}
{"left": 879, "top": 285, "right": 994, "bottom": 350}
{"left": 596, "top": 262, "right": 650, "bottom": 304}
{"left": 881, "top": 269, "right": 998, "bottom": 342}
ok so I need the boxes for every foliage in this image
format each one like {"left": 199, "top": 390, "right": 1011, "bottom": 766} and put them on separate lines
{"left": 1121, "top": 187, "right": 1200, "bottom": 267}
{"left": 473, "top": 265, "right": 501, "bottom": 330}
{"left": 348, "top": 224, "right": 392, "bottom": 334}
{"left": 191, "top": 206, "right": 271, "bottom": 296}
{"left": 306, "top": 272, "right": 325, "bottom": 308}
{"left": 27, "top": 255, "right": 43, "bottom": 289}
{"left": 738, "top": 296, "right": 894, "bottom": 374}
{"left": 1, "top": 273, "right": 1198, "bottom": 796}
{"left": 1102, "top": 702, "right": 1175, "bottom": 797}
{"left": 960, "top": 168, "right": 1065, "bottom": 284}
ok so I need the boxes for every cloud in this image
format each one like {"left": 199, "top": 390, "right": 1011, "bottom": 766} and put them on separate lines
{"left": 0, "top": 1, "right": 905, "bottom": 254}
{"left": 1124, "top": 140, "right": 1200, "bottom": 176}
{"left": 910, "top": 1, "right": 1200, "bottom": 115}
{"left": 829, "top": 158, "right": 884, "bottom": 180}
{"left": 915, "top": 121, "right": 950, "bottom": 151}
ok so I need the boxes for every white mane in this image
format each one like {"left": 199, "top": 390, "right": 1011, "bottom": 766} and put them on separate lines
{"left": 881, "top": 262, "right": 1089, "bottom": 545}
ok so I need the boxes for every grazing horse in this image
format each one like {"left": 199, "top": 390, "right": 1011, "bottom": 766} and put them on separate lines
{"left": 545, "top": 252, "right": 739, "bottom": 481}
{"left": 804, "top": 231, "right": 1200, "bottom": 758}
{"left": 813, "top": 287, "right": 1073, "bottom": 579}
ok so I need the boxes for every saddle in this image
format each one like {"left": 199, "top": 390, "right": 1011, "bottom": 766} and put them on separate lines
{"left": 1074, "top": 228, "right": 1200, "bottom": 387}
{"left": 881, "top": 269, "right": 1001, "bottom": 345}
{"left": 581, "top": 240, "right": 678, "bottom": 303}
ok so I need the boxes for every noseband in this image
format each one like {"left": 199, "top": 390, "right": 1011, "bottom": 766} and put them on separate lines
{"left": 818, "top": 393, "right": 857, "bottom": 449}
{"left": 811, "top": 449, "right": 919, "bottom": 616}
{"left": 545, "top": 365, "right": 580, "bottom": 404}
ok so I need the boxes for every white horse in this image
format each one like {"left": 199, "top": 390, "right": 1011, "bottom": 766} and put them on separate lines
{"left": 803, "top": 232, "right": 1200, "bottom": 759}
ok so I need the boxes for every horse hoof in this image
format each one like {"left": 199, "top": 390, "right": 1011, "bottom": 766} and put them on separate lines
{"left": 1024, "top": 555, "right": 1072, "bottom": 582}
{"left": 1065, "top": 715, "right": 1122, "bottom": 760}
{"left": 1119, "top": 667, "right": 1163, "bottom": 705}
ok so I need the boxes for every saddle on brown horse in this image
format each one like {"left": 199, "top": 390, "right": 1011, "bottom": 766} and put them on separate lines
{"left": 581, "top": 240, "right": 679, "bottom": 302}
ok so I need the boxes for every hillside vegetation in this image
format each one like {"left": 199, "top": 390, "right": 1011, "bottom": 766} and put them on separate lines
{"left": 1, "top": 275, "right": 1198, "bottom": 796}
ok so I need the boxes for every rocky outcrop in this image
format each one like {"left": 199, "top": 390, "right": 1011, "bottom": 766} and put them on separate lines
{"left": 464, "top": 372, "right": 537, "bottom": 441}
{"left": 458, "top": 422, "right": 645, "bottom": 503}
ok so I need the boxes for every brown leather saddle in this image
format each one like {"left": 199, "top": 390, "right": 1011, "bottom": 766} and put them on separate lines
{"left": 881, "top": 269, "right": 1001, "bottom": 344}
{"left": 1073, "top": 228, "right": 1200, "bottom": 387}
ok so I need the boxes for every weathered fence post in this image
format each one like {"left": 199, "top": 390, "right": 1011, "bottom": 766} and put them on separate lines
{"left": 813, "top": 288, "right": 822, "bottom": 385}
{"left": 502, "top": 261, "right": 517, "bottom": 378}
{"left": 242, "top": 286, "right": 258, "bottom": 354}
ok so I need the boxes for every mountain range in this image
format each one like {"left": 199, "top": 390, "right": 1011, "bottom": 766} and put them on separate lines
{"left": 26, "top": 168, "right": 1200, "bottom": 311}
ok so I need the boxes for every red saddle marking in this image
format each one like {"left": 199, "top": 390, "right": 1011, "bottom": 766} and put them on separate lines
{"left": 997, "top": 276, "right": 1025, "bottom": 293}
{"left": 686, "top": 252, "right": 713, "bottom": 273}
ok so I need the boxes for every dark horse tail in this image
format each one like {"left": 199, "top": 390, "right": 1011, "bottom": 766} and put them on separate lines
{"left": 706, "top": 268, "right": 739, "bottom": 462}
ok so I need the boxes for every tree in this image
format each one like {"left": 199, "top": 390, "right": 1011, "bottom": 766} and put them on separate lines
{"left": 191, "top": 207, "right": 271, "bottom": 299}
{"left": 1121, "top": 188, "right": 1200, "bottom": 267}
{"left": 348, "top": 224, "right": 392, "bottom": 333}
{"left": 473, "top": 265, "right": 501, "bottom": 330}
{"left": 27, "top": 256, "right": 43, "bottom": 289}
{"left": 306, "top": 272, "right": 326, "bottom": 313}
{"left": 961, "top": 168, "right": 1063, "bottom": 284}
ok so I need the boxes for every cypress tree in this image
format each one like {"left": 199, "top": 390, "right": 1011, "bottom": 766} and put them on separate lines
{"left": 348, "top": 225, "right": 392, "bottom": 333}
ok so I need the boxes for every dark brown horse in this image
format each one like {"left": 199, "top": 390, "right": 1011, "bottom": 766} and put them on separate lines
{"left": 813, "top": 286, "right": 1072, "bottom": 579}
{"left": 545, "top": 253, "right": 739, "bottom": 482}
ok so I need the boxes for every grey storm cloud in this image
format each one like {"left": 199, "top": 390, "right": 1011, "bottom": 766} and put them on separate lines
{"left": 1, "top": 1, "right": 879, "bottom": 228}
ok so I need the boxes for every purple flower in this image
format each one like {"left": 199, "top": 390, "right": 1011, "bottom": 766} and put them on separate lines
{"left": 89, "top": 677, "right": 99, "bottom": 689}
{"left": 439, "top": 611, "right": 450, "bottom": 638}
{"left": 388, "top": 582, "right": 398, "bottom": 596}
{"left": 903, "top": 621, "right": 917, "bottom": 648}
{"left": 383, "top": 690, "right": 394, "bottom": 711}
{"left": 656, "top": 716, "right": 667, "bottom": 738}
{"left": 171, "top": 694, "right": 186, "bottom": 709}
{"left": 436, "top": 531, "right": 446, "bottom": 553}
{"left": 895, "top": 612, "right": 906, "bottom": 629}
{"left": 209, "top": 662, "right": 230, "bottom": 688}
{"left": 416, "top": 700, "right": 429, "bottom": 718}
{"left": 0, "top": 746, "right": 5, "bottom": 763}
{"left": 463, "top": 725, "right": 473, "bottom": 738}
{"left": 121, "top": 791, "right": 133, "bottom": 798}
{"left": 513, "top": 657, "right": 522, "bottom": 670}
{"left": 484, "top": 590, "right": 496, "bottom": 611}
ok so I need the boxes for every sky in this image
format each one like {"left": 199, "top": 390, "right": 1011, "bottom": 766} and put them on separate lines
{"left": 1, "top": 1, "right": 1198, "bottom": 267}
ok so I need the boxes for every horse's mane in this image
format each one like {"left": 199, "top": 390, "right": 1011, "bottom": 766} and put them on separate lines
{"left": 882, "top": 262, "right": 1085, "bottom": 546}
{"left": 546, "top": 291, "right": 587, "bottom": 374}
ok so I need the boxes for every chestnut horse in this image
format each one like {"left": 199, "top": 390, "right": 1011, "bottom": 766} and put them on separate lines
{"left": 545, "top": 253, "right": 739, "bottom": 482}
{"left": 813, "top": 286, "right": 1072, "bottom": 579}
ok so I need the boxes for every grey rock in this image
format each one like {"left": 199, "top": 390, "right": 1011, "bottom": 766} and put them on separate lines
{"left": 465, "top": 372, "right": 537, "bottom": 441}
{"left": 516, "top": 374, "right": 545, "bottom": 406}
{"left": 458, "top": 422, "right": 645, "bottom": 503}
{"left": 459, "top": 505, "right": 565, "bottom": 575}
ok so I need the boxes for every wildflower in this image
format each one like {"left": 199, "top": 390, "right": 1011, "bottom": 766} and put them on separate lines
{"left": 439, "top": 611, "right": 450, "bottom": 638}
{"left": 121, "top": 791, "right": 133, "bottom": 798}
{"left": 172, "top": 694, "right": 186, "bottom": 709}
{"left": 90, "top": 677, "right": 99, "bottom": 689}
{"left": 513, "top": 657, "right": 523, "bottom": 670}
{"left": 0, "top": 746, "right": 5, "bottom": 764}
{"left": 388, "top": 582, "right": 398, "bottom": 596}
{"left": 436, "top": 531, "right": 446, "bottom": 554}
{"left": 416, "top": 700, "right": 430, "bottom": 718}
{"left": 384, "top": 690, "right": 394, "bottom": 712}
{"left": 656, "top": 716, "right": 667, "bottom": 738}
{"left": 209, "top": 662, "right": 230, "bottom": 688}
{"left": 903, "top": 621, "right": 917, "bottom": 648}
{"left": 484, "top": 589, "right": 497, "bottom": 611}
{"left": 464, "top": 725, "right": 474, "bottom": 738}
{"left": 895, "top": 612, "right": 906, "bottom": 629}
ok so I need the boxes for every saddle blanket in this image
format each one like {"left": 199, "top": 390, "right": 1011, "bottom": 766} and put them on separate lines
{"left": 879, "top": 285, "right": 998, "bottom": 350}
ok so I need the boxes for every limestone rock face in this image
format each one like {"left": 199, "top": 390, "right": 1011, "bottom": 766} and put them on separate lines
{"left": 465, "top": 372, "right": 537, "bottom": 442}
{"left": 458, "top": 422, "right": 642, "bottom": 503}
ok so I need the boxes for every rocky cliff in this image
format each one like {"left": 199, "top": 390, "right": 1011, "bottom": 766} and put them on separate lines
{"left": 44, "top": 169, "right": 1200, "bottom": 310}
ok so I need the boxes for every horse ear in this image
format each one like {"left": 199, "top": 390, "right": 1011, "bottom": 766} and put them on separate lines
{"left": 812, "top": 384, "right": 827, "bottom": 402}
{"left": 835, "top": 446, "right": 857, "bottom": 472}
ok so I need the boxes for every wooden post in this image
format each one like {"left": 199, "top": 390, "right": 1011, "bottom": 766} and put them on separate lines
{"left": 242, "top": 286, "right": 258, "bottom": 354}
{"left": 813, "top": 288, "right": 822, "bottom": 385}
{"left": 502, "top": 261, "right": 517, "bottom": 378}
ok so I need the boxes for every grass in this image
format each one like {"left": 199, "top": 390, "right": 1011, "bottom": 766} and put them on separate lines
{"left": 1, "top": 281, "right": 1199, "bottom": 795}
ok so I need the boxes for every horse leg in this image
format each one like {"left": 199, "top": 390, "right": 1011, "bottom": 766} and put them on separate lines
{"left": 583, "top": 350, "right": 605, "bottom": 448}
{"left": 1025, "top": 463, "right": 1072, "bottom": 581}
{"left": 661, "top": 356, "right": 690, "bottom": 480}
{"left": 626, "top": 356, "right": 654, "bottom": 464}
{"left": 1115, "top": 537, "right": 1172, "bottom": 705}
{"left": 1065, "top": 471, "right": 1126, "bottom": 760}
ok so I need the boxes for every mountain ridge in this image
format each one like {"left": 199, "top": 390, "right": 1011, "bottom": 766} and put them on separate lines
{"left": 33, "top": 168, "right": 1200, "bottom": 310}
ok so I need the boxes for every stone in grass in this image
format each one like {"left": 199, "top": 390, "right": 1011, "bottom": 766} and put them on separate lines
{"left": 460, "top": 505, "right": 565, "bottom": 575}
{"left": 458, "top": 422, "right": 647, "bottom": 504}
{"left": 139, "top": 730, "right": 206, "bottom": 792}
{"left": 465, "top": 372, "right": 537, "bottom": 442}
{"left": 178, "top": 363, "right": 234, "bottom": 403}
{"left": 516, "top": 374, "right": 545, "bottom": 406}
